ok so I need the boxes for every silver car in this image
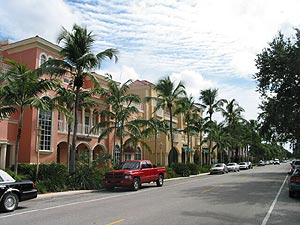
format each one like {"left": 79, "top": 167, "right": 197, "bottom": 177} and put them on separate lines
{"left": 227, "top": 163, "right": 240, "bottom": 172}
{"left": 210, "top": 163, "right": 228, "bottom": 174}
{"left": 239, "top": 162, "right": 249, "bottom": 170}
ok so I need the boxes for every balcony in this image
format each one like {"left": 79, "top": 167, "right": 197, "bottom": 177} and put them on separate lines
{"left": 57, "top": 121, "right": 102, "bottom": 137}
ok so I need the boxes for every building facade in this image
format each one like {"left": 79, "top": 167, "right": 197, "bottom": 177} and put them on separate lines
{"left": 0, "top": 36, "right": 215, "bottom": 169}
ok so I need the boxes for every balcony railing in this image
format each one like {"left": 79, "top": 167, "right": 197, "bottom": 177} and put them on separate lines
{"left": 57, "top": 121, "right": 102, "bottom": 137}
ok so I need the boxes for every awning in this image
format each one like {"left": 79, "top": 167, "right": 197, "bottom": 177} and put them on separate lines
{"left": 182, "top": 147, "right": 195, "bottom": 152}
{"left": 203, "top": 148, "right": 210, "bottom": 153}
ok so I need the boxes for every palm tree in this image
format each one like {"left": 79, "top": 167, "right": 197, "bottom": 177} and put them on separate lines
{"left": 199, "top": 88, "right": 226, "bottom": 121}
{"left": 50, "top": 86, "right": 101, "bottom": 170}
{"left": 199, "top": 88, "right": 226, "bottom": 164}
{"left": 91, "top": 74, "right": 140, "bottom": 164}
{"left": 220, "top": 99, "right": 245, "bottom": 162}
{"left": 142, "top": 117, "right": 168, "bottom": 165}
{"left": 42, "top": 24, "right": 118, "bottom": 174}
{"left": 175, "top": 95, "right": 201, "bottom": 163}
{"left": 208, "top": 122, "right": 232, "bottom": 163}
{"left": 220, "top": 99, "right": 245, "bottom": 128}
{"left": 0, "top": 70, "right": 17, "bottom": 120}
{"left": 123, "top": 120, "right": 152, "bottom": 158}
{"left": 0, "top": 59, "right": 58, "bottom": 173}
{"left": 193, "top": 115, "right": 209, "bottom": 166}
{"left": 0, "top": 102, "right": 17, "bottom": 120}
{"left": 149, "top": 76, "right": 186, "bottom": 156}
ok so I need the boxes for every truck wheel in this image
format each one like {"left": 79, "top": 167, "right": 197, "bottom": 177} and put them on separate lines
{"left": 0, "top": 193, "right": 19, "bottom": 212}
{"left": 132, "top": 178, "right": 140, "bottom": 191}
{"left": 156, "top": 175, "right": 164, "bottom": 187}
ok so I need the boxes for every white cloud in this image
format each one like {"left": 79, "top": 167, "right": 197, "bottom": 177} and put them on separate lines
{"left": 0, "top": 0, "right": 79, "bottom": 42}
{"left": 217, "top": 83, "right": 261, "bottom": 121}
{"left": 98, "top": 65, "right": 139, "bottom": 84}
{"left": 2, "top": 0, "right": 300, "bottom": 122}
{"left": 169, "top": 70, "right": 215, "bottom": 97}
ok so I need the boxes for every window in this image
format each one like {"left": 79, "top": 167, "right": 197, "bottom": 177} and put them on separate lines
{"left": 58, "top": 111, "right": 63, "bottom": 131}
{"left": 135, "top": 147, "right": 142, "bottom": 160}
{"left": 85, "top": 115, "right": 90, "bottom": 134}
{"left": 125, "top": 153, "right": 131, "bottom": 160}
{"left": 114, "top": 145, "right": 120, "bottom": 164}
{"left": 38, "top": 97, "right": 52, "bottom": 151}
{"left": 40, "top": 54, "right": 47, "bottom": 66}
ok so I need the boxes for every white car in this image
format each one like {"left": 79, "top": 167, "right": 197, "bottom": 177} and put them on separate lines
{"left": 227, "top": 163, "right": 240, "bottom": 172}
{"left": 274, "top": 159, "right": 280, "bottom": 165}
{"left": 210, "top": 163, "right": 228, "bottom": 174}
{"left": 239, "top": 162, "right": 249, "bottom": 170}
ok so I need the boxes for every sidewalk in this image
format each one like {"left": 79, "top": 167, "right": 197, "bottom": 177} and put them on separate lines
{"left": 37, "top": 190, "right": 95, "bottom": 199}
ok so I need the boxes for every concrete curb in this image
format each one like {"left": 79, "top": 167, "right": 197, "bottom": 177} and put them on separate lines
{"left": 37, "top": 190, "right": 96, "bottom": 199}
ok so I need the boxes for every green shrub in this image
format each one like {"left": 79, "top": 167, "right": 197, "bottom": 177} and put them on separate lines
{"left": 18, "top": 163, "right": 69, "bottom": 193}
{"left": 166, "top": 167, "right": 178, "bottom": 179}
{"left": 17, "top": 164, "right": 36, "bottom": 180}
{"left": 68, "top": 151, "right": 108, "bottom": 190}
{"left": 199, "top": 165, "right": 211, "bottom": 173}
{"left": 186, "top": 163, "right": 199, "bottom": 175}
{"left": 171, "top": 163, "right": 190, "bottom": 177}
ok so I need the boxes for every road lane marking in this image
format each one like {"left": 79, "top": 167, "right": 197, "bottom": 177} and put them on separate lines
{"left": 106, "top": 219, "right": 125, "bottom": 225}
{"left": 261, "top": 174, "right": 288, "bottom": 225}
{"left": 0, "top": 176, "right": 210, "bottom": 220}
{"left": 0, "top": 192, "right": 138, "bottom": 219}
{"left": 201, "top": 187, "right": 215, "bottom": 193}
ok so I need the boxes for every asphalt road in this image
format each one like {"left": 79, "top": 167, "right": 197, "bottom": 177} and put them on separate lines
{"left": 0, "top": 163, "right": 298, "bottom": 225}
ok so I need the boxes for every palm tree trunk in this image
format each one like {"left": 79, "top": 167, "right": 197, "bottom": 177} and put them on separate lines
{"left": 169, "top": 107, "right": 174, "bottom": 151}
{"left": 70, "top": 87, "right": 80, "bottom": 174}
{"left": 67, "top": 121, "right": 72, "bottom": 172}
{"left": 199, "top": 133, "right": 203, "bottom": 167}
{"left": 14, "top": 108, "right": 24, "bottom": 174}
{"left": 209, "top": 139, "right": 212, "bottom": 165}
{"left": 119, "top": 121, "right": 124, "bottom": 164}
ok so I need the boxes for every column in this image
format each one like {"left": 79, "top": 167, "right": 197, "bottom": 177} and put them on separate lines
{"left": 90, "top": 108, "right": 94, "bottom": 135}
{"left": 0, "top": 144, "right": 7, "bottom": 169}
{"left": 81, "top": 107, "right": 85, "bottom": 134}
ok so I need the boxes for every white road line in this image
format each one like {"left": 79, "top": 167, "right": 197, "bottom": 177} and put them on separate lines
{"left": 261, "top": 174, "right": 288, "bottom": 225}
{"left": 0, "top": 191, "right": 137, "bottom": 219}
{"left": 0, "top": 178, "right": 202, "bottom": 220}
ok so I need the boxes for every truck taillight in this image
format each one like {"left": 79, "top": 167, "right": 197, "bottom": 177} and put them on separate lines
{"left": 32, "top": 182, "right": 36, "bottom": 189}
{"left": 290, "top": 177, "right": 300, "bottom": 182}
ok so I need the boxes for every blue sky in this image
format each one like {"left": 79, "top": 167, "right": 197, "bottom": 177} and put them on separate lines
{"left": 1, "top": 0, "right": 300, "bottom": 121}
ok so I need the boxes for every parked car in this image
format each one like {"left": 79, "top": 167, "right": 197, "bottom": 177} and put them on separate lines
{"left": 238, "top": 162, "right": 248, "bottom": 170}
{"left": 210, "top": 163, "right": 228, "bottom": 174}
{"left": 273, "top": 159, "right": 280, "bottom": 165}
{"left": 288, "top": 168, "right": 300, "bottom": 198}
{"left": 289, "top": 159, "right": 300, "bottom": 174}
{"left": 103, "top": 160, "right": 167, "bottom": 191}
{"left": 258, "top": 160, "right": 265, "bottom": 166}
{"left": 247, "top": 161, "right": 253, "bottom": 169}
{"left": 0, "top": 169, "right": 37, "bottom": 212}
{"left": 227, "top": 163, "right": 240, "bottom": 172}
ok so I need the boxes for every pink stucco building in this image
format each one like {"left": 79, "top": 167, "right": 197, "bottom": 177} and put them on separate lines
{"left": 0, "top": 36, "right": 115, "bottom": 169}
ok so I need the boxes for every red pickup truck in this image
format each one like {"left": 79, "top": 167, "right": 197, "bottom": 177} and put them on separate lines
{"left": 103, "top": 160, "right": 167, "bottom": 191}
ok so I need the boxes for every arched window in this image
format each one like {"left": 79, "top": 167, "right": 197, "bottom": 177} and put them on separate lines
{"left": 40, "top": 54, "right": 47, "bottom": 66}
{"left": 135, "top": 147, "right": 142, "bottom": 160}
{"left": 38, "top": 96, "right": 52, "bottom": 151}
{"left": 114, "top": 145, "right": 120, "bottom": 164}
